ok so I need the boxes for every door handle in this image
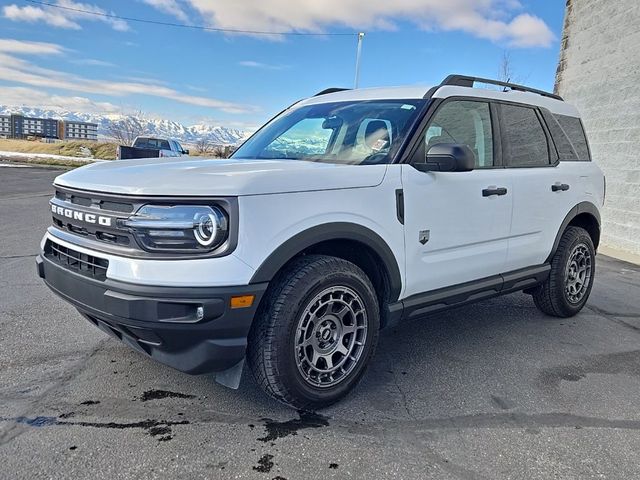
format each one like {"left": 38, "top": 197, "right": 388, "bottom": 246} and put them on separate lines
{"left": 482, "top": 186, "right": 508, "bottom": 197}
{"left": 551, "top": 183, "right": 570, "bottom": 192}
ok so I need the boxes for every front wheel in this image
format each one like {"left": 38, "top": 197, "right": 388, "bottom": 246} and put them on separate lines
{"left": 248, "top": 255, "right": 380, "bottom": 410}
{"left": 532, "top": 226, "right": 596, "bottom": 317}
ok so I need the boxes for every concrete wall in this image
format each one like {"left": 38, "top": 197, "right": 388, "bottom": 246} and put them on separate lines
{"left": 555, "top": 0, "right": 640, "bottom": 256}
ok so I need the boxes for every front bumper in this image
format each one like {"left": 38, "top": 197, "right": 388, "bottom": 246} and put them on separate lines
{"left": 36, "top": 254, "right": 267, "bottom": 374}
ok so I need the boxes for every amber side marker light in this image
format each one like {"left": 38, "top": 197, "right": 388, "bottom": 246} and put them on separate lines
{"left": 230, "top": 295, "right": 255, "bottom": 309}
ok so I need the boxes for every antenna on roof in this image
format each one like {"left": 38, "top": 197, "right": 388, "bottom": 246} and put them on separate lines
{"left": 354, "top": 32, "right": 365, "bottom": 89}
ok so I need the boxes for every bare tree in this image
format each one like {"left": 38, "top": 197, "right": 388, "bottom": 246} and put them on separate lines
{"left": 497, "top": 51, "right": 529, "bottom": 86}
{"left": 107, "top": 111, "right": 147, "bottom": 145}
{"left": 210, "top": 145, "right": 234, "bottom": 158}
{"left": 195, "top": 138, "right": 213, "bottom": 155}
{"left": 209, "top": 145, "right": 222, "bottom": 158}
{"left": 498, "top": 51, "right": 515, "bottom": 84}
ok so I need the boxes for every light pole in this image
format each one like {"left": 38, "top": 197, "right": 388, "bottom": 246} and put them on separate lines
{"left": 354, "top": 32, "right": 365, "bottom": 89}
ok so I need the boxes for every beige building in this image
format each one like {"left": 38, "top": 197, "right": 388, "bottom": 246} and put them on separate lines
{"left": 555, "top": 0, "right": 640, "bottom": 257}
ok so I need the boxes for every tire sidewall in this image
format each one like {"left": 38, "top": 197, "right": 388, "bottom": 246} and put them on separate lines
{"left": 274, "top": 264, "right": 379, "bottom": 407}
{"left": 555, "top": 229, "right": 596, "bottom": 315}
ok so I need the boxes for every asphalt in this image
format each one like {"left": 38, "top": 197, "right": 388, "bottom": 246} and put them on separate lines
{"left": 1, "top": 165, "right": 640, "bottom": 480}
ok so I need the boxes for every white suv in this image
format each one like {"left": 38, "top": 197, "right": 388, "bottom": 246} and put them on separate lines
{"left": 37, "top": 75, "right": 604, "bottom": 409}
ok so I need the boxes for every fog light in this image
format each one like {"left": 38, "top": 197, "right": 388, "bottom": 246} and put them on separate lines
{"left": 196, "top": 306, "right": 204, "bottom": 321}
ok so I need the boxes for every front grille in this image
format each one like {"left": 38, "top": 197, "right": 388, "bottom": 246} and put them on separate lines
{"left": 51, "top": 188, "right": 135, "bottom": 247}
{"left": 44, "top": 239, "right": 109, "bottom": 280}
{"left": 52, "top": 216, "right": 131, "bottom": 246}
{"left": 55, "top": 190, "right": 134, "bottom": 213}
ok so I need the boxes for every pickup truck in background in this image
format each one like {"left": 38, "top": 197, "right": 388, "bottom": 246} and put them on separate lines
{"left": 117, "top": 136, "right": 189, "bottom": 160}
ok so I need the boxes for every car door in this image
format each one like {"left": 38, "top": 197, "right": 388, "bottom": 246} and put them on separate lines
{"left": 497, "top": 103, "right": 579, "bottom": 271}
{"left": 402, "top": 99, "right": 512, "bottom": 298}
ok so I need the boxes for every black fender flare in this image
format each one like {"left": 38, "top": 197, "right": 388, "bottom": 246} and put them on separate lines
{"left": 546, "top": 201, "right": 601, "bottom": 263}
{"left": 249, "top": 222, "right": 403, "bottom": 302}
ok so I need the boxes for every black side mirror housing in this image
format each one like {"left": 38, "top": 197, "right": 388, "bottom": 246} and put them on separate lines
{"left": 412, "top": 143, "right": 476, "bottom": 173}
{"left": 183, "top": 149, "right": 190, "bottom": 155}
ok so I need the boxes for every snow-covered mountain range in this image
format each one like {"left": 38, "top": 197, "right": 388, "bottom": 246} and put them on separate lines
{"left": 0, "top": 106, "right": 250, "bottom": 145}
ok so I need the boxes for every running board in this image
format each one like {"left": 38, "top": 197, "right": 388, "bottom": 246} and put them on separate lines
{"left": 385, "top": 264, "right": 550, "bottom": 326}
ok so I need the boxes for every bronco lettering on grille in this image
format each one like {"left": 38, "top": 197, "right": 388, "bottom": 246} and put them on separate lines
{"left": 51, "top": 204, "right": 112, "bottom": 227}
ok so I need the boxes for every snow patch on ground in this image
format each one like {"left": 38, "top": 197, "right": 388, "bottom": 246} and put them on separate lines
{"left": 0, "top": 151, "right": 97, "bottom": 163}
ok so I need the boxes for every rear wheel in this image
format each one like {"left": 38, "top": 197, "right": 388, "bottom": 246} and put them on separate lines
{"left": 248, "top": 255, "right": 379, "bottom": 410}
{"left": 532, "top": 226, "right": 595, "bottom": 317}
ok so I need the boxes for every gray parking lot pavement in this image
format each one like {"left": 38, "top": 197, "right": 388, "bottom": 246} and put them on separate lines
{"left": 1, "top": 165, "right": 640, "bottom": 479}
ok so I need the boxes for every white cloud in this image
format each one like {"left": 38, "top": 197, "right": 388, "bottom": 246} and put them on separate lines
{"left": 182, "top": 0, "right": 554, "bottom": 47}
{"left": 238, "top": 60, "right": 288, "bottom": 70}
{"left": 506, "top": 14, "right": 555, "bottom": 48}
{"left": 0, "top": 86, "right": 122, "bottom": 114}
{"left": 0, "top": 38, "right": 66, "bottom": 56}
{"left": 0, "top": 38, "right": 256, "bottom": 114}
{"left": 3, "top": 4, "right": 80, "bottom": 29}
{"left": 118, "top": 75, "right": 170, "bottom": 85}
{"left": 3, "top": 1, "right": 129, "bottom": 31}
{"left": 141, "top": 0, "right": 189, "bottom": 22}
{"left": 72, "top": 58, "right": 116, "bottom": 67}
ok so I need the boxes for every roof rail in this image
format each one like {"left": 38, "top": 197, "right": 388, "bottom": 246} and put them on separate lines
{"left": 440, "top": 74, "right": 563, "bottom": 101}
{"left": 314, "top": 87, "right": 350, "bottom": 97}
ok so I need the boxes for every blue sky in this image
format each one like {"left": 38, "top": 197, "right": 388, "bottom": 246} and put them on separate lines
{"left": 0, "top": 0, "right": 566, "bottom": 130}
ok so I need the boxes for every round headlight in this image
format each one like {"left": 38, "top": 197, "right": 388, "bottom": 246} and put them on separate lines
{"left": 122, "top": 204, "right": 229, "bottom": 253}
{"left": 194, "top": 212, "right": 218, "bottom": 247}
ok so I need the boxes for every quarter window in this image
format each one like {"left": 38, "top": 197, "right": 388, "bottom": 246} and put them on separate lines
{"left": 555, "top": 114, "right": 591, "bottom": 161}
{"left": 500, "top": 105, "right": 550, "bottom": 167}
{"left": 540, "top": 109, "right": 578, "bottom": 161}
{"left": 425, "top": 101, "right": 494, "bottom": 168}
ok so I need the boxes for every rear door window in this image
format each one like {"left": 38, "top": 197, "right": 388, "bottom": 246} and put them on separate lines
{"left": 500, "top": 105, "right": 551, "bottom": 167}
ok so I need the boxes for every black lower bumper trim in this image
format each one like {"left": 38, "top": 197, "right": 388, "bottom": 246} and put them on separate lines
{"left": 37, "top": 254, "right": 268, "bottom": 374}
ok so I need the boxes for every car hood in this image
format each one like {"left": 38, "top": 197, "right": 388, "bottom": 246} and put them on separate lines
{"left": 54, "top": 157, "right": 388, "bottom": 196}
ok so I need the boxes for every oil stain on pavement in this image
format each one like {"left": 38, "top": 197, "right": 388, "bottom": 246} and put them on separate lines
{"left": 7, "top": 415, "right": 189, "bottom": 442}
{"left": 258, "top": 410, "right": 329, "bottom": 442}
{"left": 139, "top": 389, "right": 196, "bottom": 401}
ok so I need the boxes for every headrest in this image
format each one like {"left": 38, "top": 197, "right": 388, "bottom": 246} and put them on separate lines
{"left": 364, "top": 120, "right": 390, "bottom": 149}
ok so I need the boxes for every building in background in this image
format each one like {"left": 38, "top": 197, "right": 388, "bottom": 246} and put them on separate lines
{"left": 555, "top": 0, "right": 640, "bottom": 257}
{"left": 59, "top": 120, "right": 98, "bottom": 141}
{"left": 0, "top": 114, "right": 10, "bottom": 138}
{"left": 0, "top": 114, "right": 98, "bottom": 141}
{"left": 10, "top": 114, "right": 59, "bottom": 139}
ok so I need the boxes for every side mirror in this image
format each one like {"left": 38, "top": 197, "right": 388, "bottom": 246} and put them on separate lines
{"left": 412, "top": 143, "right": 475, "bottom": 173}
{"left": 183, "top": 149, "right": 190, "bottom": 155}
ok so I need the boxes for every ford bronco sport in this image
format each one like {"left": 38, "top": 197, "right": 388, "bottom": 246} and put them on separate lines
{"left": 37, "top": 75, "right": 604, "bottom": 409}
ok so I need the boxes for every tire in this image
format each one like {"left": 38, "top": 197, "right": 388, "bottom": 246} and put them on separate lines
{"left": 532, "top": 226, "right": 596, "bottom": 318}
{"left": 247, "top": 254, "right": 380, "bottom": 410}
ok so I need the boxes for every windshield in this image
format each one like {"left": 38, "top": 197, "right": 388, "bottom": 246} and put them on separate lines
{"left": 232, "top": 99, "right": 426, "bottom": 165}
